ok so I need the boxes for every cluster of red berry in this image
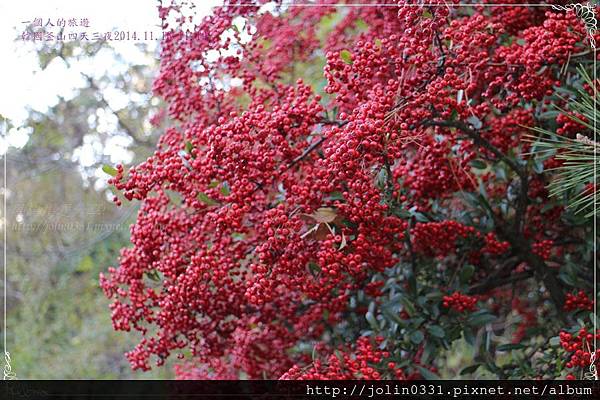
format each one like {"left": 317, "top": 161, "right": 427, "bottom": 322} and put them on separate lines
{"left": 410, "top": 221, "right": 475, "bottom": 257}
{"left": 532, "top": 239, "right": 554, "bottom": 261}
{"left": 564, "top": 291, "right": 594, "bottom": 312}
{"left": 482, "top": 232, "right": 511, "bottom": 256}
{"left": 442, "top": 292, "right": 478, "bottom": 313}
{"left": 559, "top": 329, "right": 600, "bottom": 373}
{"left": 280, "top": 337, "right": 403, "bottom": 380}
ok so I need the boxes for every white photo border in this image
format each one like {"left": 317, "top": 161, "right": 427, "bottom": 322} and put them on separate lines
{"left": 1, "top": 0, "right": 597, "bottom": 381}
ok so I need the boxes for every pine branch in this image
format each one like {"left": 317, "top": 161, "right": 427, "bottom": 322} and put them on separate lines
{"left": 527, "top": 64, "right": 599, "bottom": 218}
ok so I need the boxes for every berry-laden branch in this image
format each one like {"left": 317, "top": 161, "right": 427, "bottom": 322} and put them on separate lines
{"left": 423, "top": 119, "right": 529, "bottom": 237}
{"left": 101, "top": 0, "right": 594, "bottom": 380}
{"left": 423, "top": 118, "right": 565, "bottom": 308}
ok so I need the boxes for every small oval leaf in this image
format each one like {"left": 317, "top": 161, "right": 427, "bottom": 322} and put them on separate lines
{"left": 102, "top": 165, "right": 118, "bottom": 177}
{"left": 410, "top": 330, "right": 424, "bottom": 344}
{"left": 197, "top": 192, "right": 218, "bottom": 206}
{"left": 365, "top": 311, "right": 378, "bottom": 330}
{"left": 427, "top": 325, "right": 445, "bottom": 338}
{"left": 497, "top": 343, "right": 525, "bottom": 352}
{"left": 470, "top": 159, "right": 487, "bottom": 170}
{"left": 416, "top": 365, "right": 440, "bottom": 380}
{"left": 340, "top": 49, "right": 353, "bottom": 65}
{"left": 220, "top": 182, "right": 231, "bottom": 196}
{"left": 460, "top": 364, "right": 481, "bottom": 375}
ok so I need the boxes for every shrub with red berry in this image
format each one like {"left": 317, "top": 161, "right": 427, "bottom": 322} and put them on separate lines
{"left": 100, "top": 1, "right": 598, "bottom": 380}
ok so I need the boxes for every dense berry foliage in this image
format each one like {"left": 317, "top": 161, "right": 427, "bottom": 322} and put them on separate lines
{"left": 101, "top": 1, "right": 599, "bottom": 379}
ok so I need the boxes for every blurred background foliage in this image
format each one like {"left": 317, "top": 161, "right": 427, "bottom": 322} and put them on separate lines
{"left": 1, "top": 37, "right": 175, "bottom": 378}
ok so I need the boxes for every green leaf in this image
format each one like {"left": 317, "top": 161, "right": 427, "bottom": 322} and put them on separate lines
{"left": 308, "top": 262, "right": 320, "bottom": 276}
{"left": 422, "top": 9, "right": 433, "bottom": 19}
{"left": 467, "top": 311, "right": 495, "bottom": 327}
{"left": 340, "top": 49, "right": 353, "bottom": 65}
{"left": 220, "top": 182, "right": 231, "bottom": 196}
{"left": 460, "top": 264, "right": 475, "bottom": 284}
{"left": 185, "top": 141, "right": 193, "bottom": 154}
{"left": 497, "top": 343, "right": 525, "bottom": 352}
{"left": 145, "top": 270, "right": 160, "bottom": 282}
{"left": 75, "top": 255, "right": 94, "bottom": 273}
{"left": 410, "top": 330, "right": 424, "bottom": 344}
{"left": 327, "top": 191, "right": 345, "bottom": 201}
{"left": 376, "top": 168, "right": 388, "bottom": 189}
{"left": 495, "top": 166, "right": 508, "bottom": 181}
{"left": 366, "top": 311, "right": 379, "bottom": 330}
{"left": 355, "top": 19, "right": 368, "bottom": 30}
{"left": 558, "top": 271, "right": 577, "bottom": 287}
{"left": 427, "top": 325, "right": 445, "bottom": 338}
{"left": 485, "top": 361, "right": 502, "bottom": 375}
{"left": 449, "top": 109, "right": 459, "bottom": 121}
{"left": 470, "top": 159, "right": 487, "bottom": 170}
{"left": 538, "top": 110, "right": 561, "bottom": 120}
{"left": 410, "top": 316, "right": 425, "bottom": 327}
{"left": 197, "top": 192, "right": 218, "bottom": 206}
{"left": 407, "top": 271, "right": 417, "bottom": 295}
{"left": 460, "top": 364, "right": 481, "bottom": 375}
{"left": 381, "top": 306, "right": 407, "bottom": 327}
{"left": 532, "top": 159, "right": 544, "bottom": 174}
{"left": 231, "top": 232, "right": 245, "bottom": 241}
{"left": 463, "top": 327, "right": 476, "bottom": 345}
{"left": 416, "top": 365, "right": 440, "bottom": 380}
{"left": 399, "top": 296, "right": 416, "bottom": 316}
{"left": 102, "top": 165, "right": 118, "bottom": 177}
